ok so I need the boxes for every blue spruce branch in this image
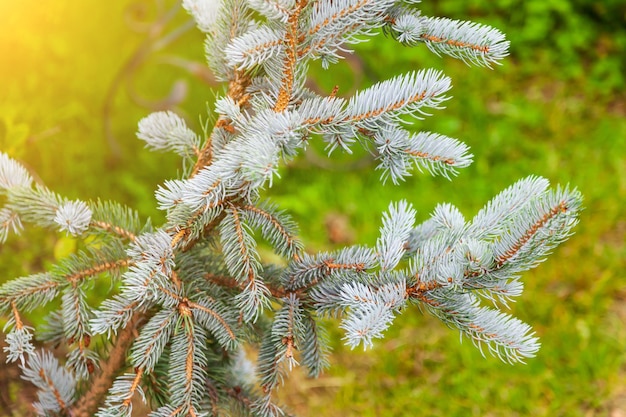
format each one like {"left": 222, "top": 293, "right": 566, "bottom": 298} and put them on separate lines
{"left": 0, "top": 1, "right": 582, "bottom": 416}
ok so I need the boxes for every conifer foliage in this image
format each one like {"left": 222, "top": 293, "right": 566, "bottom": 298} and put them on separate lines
{"left": 0, "top": 1, "right": 582, "bottom": 416}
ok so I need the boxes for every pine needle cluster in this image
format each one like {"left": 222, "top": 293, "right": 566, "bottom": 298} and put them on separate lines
{"left": 0, "top": 1, "right": 581, "bottom": 416}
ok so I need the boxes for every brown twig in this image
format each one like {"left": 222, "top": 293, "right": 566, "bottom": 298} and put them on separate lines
{"left": 274, "top": 0, "right": 307, "bottom": 112}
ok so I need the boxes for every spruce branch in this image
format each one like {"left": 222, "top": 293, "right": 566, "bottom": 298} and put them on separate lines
{"left": 303, "top": 0, "right": 396, "bottom": 66}
{"left": 21, "top": 350, "right": 76, "bottom": 416}
{"left": 0, "top": 207, "right": 23, "bottom": 243}
{"left": 0, "top": 152, "right": 33, "bottom": 190}
{"left": 129, "top": 309, "right": 178, "bottom": 373}
{"left": 342, "top": 69, "right": 451, "bottom": 127}
{"left": 3, "top": 322, "right": 35, "bottom": 365}
{"left": 247, "top": 0, "right": 294, "bottom": 22}
{"left": 0, "top": 273, "right": 59, "bottom": 314}
{"left": 137, "top": 111, "right": 201, "bottom": 158}
{"left": 191, "top": 69, "right": 252, "bottom": 176}
{"left": 90, "top": 220, "right": 138, "bottom": 241}
{"left": 225, "top": 27, "right": 286, "bottom": 71}
{"left": 72, "top": 312, "right": 146, "bottom": 417}
{"left": 417, "top": 16, "right": 510, "bottom": 67}
{"left": 0, "top": 1, "right": 583, "bottom": 415}
{"left": 274, "top": 0, "right": 308, "bottom": 112}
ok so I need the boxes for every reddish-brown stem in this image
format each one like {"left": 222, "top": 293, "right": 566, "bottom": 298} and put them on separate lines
{"left": 420, "top": 34, "right": 490, "bottom": 53}
{"left": 495, "top": 201, "right": 568, "bottom": 267}
{"left": 90, "top": 220, "right": 137, "bottom": 242}
{"left": 66, "top": 259, "right": 132, "bottom": 284}
{"left": 274, "top": 0, "right": 307, "bottom": 112}
{"left": 10, "top": 301, "right": 23, "bottom": 330}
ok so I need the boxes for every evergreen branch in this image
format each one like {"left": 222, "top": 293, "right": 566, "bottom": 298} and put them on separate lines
{"left": 54, "top": 200, "right": 92, "bottom": 236}
{"left": 6, "top": 185, "right": 63, "bottom": 230}
{"left": 137, "top": 111, "right": 201, "bottom": 158}
{"left": 257, "top": 333, "right": 284, "bottom": 394}
{"left": 408, "top": 279, "right": 442, "bottom": 296}
{"left": 306, "top": 0, "right": 391, "bottom": 38}
{"left": 274, "top": 0, "right": 307, "bottom": 111}
{"left": 205, "top": 271, "right": 292, "bottom": 299}
{"left": 89, "top": 199, "right": 148, "bottom": 241}
{"left": 200, "top": 0, "right": 253, "bottom": 80}
{"left": 188, "top": 298, "right": 238, "bottom": 347}
{"left": 63, "top": 285, "right": 89, "bottom": 342}
{"left": 180, "top": 322, "right": 197, "bottom": 413}
{"left": 342, "top": 69, "right": 451, "bottom": 127}
{"left": 376, "top": 201, "right": 415, "bottom": 270}
{"left": 179, "top": 209, "right": 229, "bottom": 253}
{"left": 123, "top": 231, "right": 175, "bottom": 302}
{"left": 130, "top": 309, "right": 177, "bottom": 372}
{"left": 0, "top": 152, "right": 33, "bottom": 190}
{"left": 91, "top": 220, "right": 137, "bottom": 242}
{"left": 272, "top": 294, "right": 305, "bottom": 370}
{"left": 418, "top": 16, "right": 509, "bottom": 68}
{"left": 63, "top": 258, "right": 131, "bottom": 284}
{"left": 226, "top": 27, "right": 286, "bottom": 70}
{"left": 300, "top": 311, "right": 330, "bottom": 377}
{"left": 469, "top": 176, "right": 550, "bottom": 238}
{"left": 341, "top": 302, "right": 395, "bottom": 349}
{"left": 235, "top": 280, "right": 272, "bottom": 324}
{"left": 441, "top": 294, "right": 539, "bottom": 363}
{"left": 285, "top": 247, "right": 376, "bottom": 291}
{"left": 242, "top": 202, "right": 303, "bottom": 259}
{"left": 298, "top": 95, "right": 346, "bottom": 127}
{"left": 40, "top": 243, "right": 131, "bottom": 302}
{"left": 36, "top": 364, "right": 70, "bottom": 412}
{"left": 405, "top": 151, "right": 455, "bottom": 169}
{"left": 191, "top": 69, "right": 251, "bottom": 176}
{"left": 0, "top": 273, "right": 59, "bottom": 314}
{"left": 169, "top": 204, "right": 227, "bottom": 250}
{"left": 72, "top": 312, "right": 145, "bottom": 417}
{"left": 494, "top": 199, "right": 570, "bottom": 267}
{"left": 184, "top": 329, "right": 196, "bottom": 412}
{"left": 1, "top": 2, "right": 585, "bottom": 413}
{"left": 247, "top": 0, "right": 294, "bottom": 22}
{"left": 173, "top": 177, "right": 224, "bottom": 213}
{"left": 0, "top": 207, "right": 22, "bottom": 243}
{"left": 21, "top": 350, "right": 76, "bottom": 416}
{"left": 4, "top": 322, "right": 35, "bottom": 364}
{"left": 90, "top": 297, "right": 141, "bottom": 338}
{"left": 205, "top": 272, "right": 243, "bottom": 290}
{"left": 252, "top": 394, "right": 286, "bottom": 417}
{"left": 182, "top": 0, "right": 222, "bottom": 33}
{"left": 310, "top": 278, "right": 408, "bottom": 349}
{"left": 302, "top": 0, "right": 395, "bottom": 65}
{"left": 403, "top": 131, "right": 473, "bottom": 179}
{"left": 221, "top": 204, "right": 262, "bottom": 285}
{"left": 4, "top": 301, "right": 37, "bottom": 365}
{"left": 122, "top": 369, "right": 144, "bottom": 409}
{"left": 324, "top": 259, "right": 367, "bottom": 272}
{"left": 67, "top": 347, "right": 100, "bottom": 382}
{"left": 142, "top": 280, "right": 238, "bottom": 349}
{"left": 156, "top": 179, "right": 186, "bottom": 211}
{"left": 61, "top": 285, "right": 97, "bottom": 380}
{"left": 168, "top": 320, "right": 208, "bottom": 416}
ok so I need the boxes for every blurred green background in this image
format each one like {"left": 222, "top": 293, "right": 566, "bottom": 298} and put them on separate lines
{"left": 0, "top": 1, "right": 625, "bottom": 416}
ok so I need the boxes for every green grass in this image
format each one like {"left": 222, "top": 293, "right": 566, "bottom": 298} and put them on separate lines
{"left": 1, "top": 1, "right": 625, "bottom": 416}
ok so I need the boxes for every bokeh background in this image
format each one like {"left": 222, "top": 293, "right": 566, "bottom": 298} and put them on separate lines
{"left": 1, "top": 1, "right": 625, "bottom": 416}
